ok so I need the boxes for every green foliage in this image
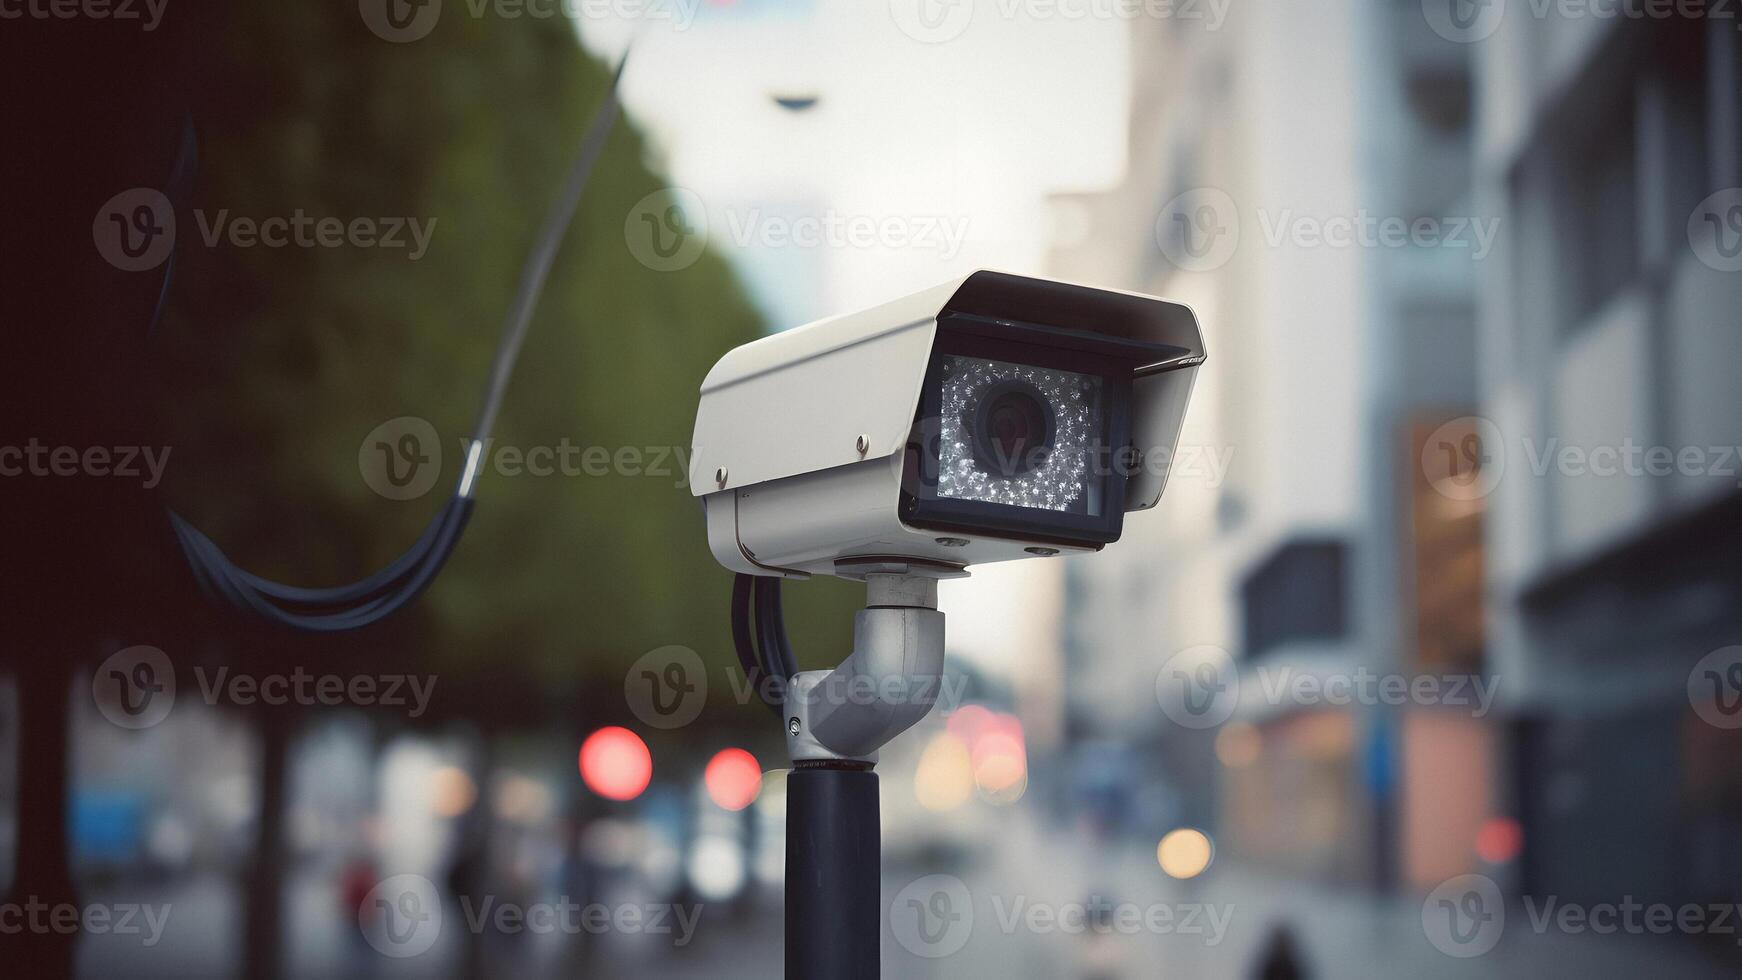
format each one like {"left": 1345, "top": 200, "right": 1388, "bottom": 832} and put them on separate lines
{"left": 154, "top": 9, "right": 855, "bottom": 706}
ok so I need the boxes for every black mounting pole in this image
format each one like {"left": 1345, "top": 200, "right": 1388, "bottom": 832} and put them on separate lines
{"left": 785, "top": 762, "right": 881, "bottom": 980}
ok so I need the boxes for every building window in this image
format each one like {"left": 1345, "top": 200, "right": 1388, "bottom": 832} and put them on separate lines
{"left": 1240, "top": 539, "right": 1348, "bottom": 659}
{"left": 1556, "top": 94, "right": 1638, "bottom": 331}
{"left": 1653, "top": 18, "right": 1709, "bottom": 262}
{"left": 1547, "top": 17, "right": 1719, "bottom": 333}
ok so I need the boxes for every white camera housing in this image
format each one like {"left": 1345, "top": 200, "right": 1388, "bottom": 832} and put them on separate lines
{"left": 689, "top": 271, "right": 1205, "bottom": 580}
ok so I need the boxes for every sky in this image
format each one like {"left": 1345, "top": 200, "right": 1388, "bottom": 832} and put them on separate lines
{"left": 576, "top": 3, "right": 1135, "bottom": 677}
{"left": 578, "top": 1, "right": 1131, "bottom": 321}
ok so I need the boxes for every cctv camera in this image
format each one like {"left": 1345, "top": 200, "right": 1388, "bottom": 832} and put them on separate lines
{"left": 698, "top": 271, "right": 1207, "bottom": 977}
{"left": 690, "top": 270, "right": 1206, "bottom": 580}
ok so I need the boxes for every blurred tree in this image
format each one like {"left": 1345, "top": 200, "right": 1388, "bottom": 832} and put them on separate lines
{"left": 154, "top": 2, "right": 861, "bottom": 722}
{"left": 15, "top": 5, "right": 861, "bottom": 976}
{"left": 140, "top": 6, "right": 858, "bottom": 979}
{"left": 154, "top": 10, "right": 766, "bottom": 692}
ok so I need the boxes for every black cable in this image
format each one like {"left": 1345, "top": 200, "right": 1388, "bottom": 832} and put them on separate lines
{"left": 171, "top": 502, "right": 446, "bottom": 608}
{"left": 465, "top": 52, "right": 628, "bottom": 455}
{"left": 172, "top": 498, "right": 474, "bottom": 632}
{"left": 170, "top": 49, "right": 629, "bottom": 632}
{"left": 731, "top": 573, "right": 781, "bottom": 715}
{"left": 755, "top": 575, "right": 799, "bottom": 679}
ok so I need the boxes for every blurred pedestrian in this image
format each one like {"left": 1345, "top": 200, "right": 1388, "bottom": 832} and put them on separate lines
{"left": 1252, "top": 923, "right": 1309, "bottom": 980}
{"left": 1074, "top": 891, "right": 1127, "bottom": 979}
{"left": 341, "top": 852, "right": 379, "bottom": 931}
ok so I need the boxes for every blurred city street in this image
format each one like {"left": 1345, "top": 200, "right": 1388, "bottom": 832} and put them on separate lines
{"left": 14, "top": 0, "right": 1742, "bottom": 977}
{"left": 67, "top": 803, "right": 1742, "bottom": 978}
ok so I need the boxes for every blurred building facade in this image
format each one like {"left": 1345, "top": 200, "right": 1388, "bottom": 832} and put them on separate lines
{"left": 1470, "top": 10, "right": 1742, "bottom": 906}
{"left": 1047, "top": 0, "right": 1742, "bottom": 913}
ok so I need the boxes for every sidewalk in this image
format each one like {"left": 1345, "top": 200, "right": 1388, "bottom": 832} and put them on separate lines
{"left": 943, "top": 812, "right": 1742, "bottom": 979}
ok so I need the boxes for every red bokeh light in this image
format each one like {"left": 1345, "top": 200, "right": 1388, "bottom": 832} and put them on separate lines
{"left": 704, "top": 748, "right": 763, "bottom": 811}
{"left": 946, "top": 704, "right": 995, "bottom": 744}
{"left": 578, "top": 727, "right": 652, "bottom": 802}
{"left": 1475, "top": 816, "right": 1523, "bottom": 864}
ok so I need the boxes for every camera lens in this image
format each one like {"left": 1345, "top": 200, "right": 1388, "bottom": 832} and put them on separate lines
{"left": 970, "top": 380, "right": 1056, "bottom": 477}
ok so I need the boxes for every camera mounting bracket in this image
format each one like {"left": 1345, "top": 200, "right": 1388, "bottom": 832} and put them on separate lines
{"left": 783, "top": 572, "right": 948, "bottom": 764}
